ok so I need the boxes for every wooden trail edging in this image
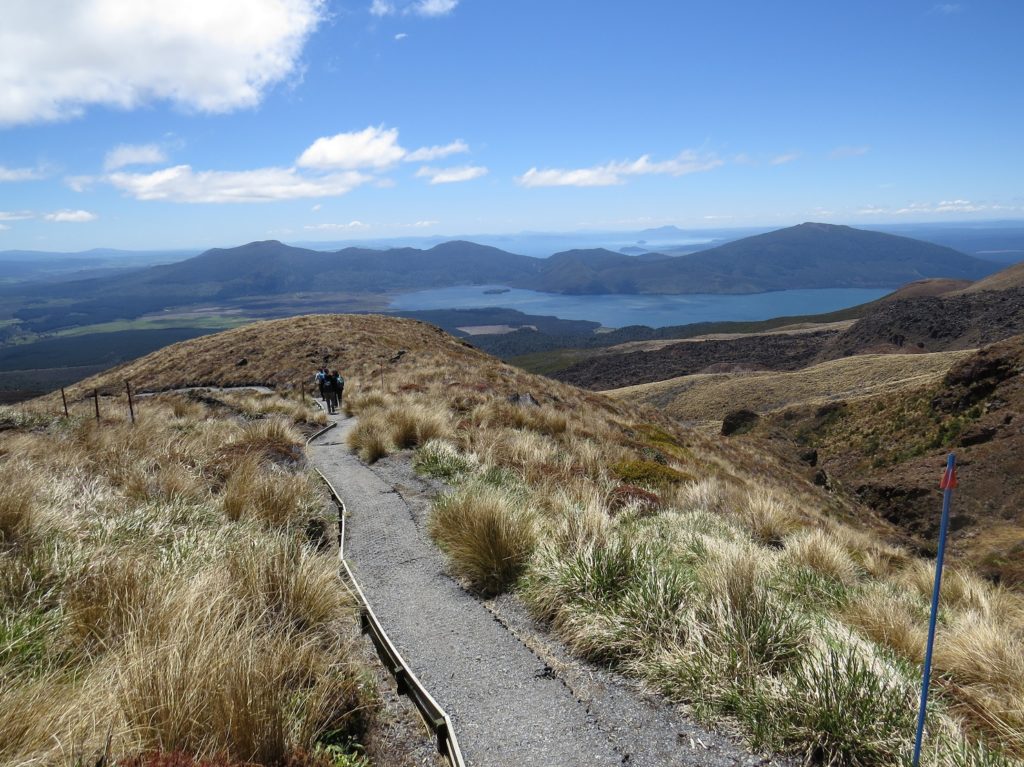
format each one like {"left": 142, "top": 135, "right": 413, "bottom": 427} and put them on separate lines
{"left": 306, "top": 423, "right": 467, "bottom": 767}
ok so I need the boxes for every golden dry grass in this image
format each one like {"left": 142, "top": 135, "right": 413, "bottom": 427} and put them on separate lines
{"left": 0, "top": 392, "right": 371, "bottom": 766}
{"left": 608, "top": 350, "right": 975, "bottom": 422}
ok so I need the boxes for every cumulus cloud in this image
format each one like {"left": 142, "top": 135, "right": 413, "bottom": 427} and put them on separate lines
{"left": 298, "top": 126, "right": 407, "bottom": 170}
{"left": 371, "top": 0, "right": 458, "bottom": 16}
{"left": 0, "top": 165, "right": 45, "bottom": 182}
{"left": 517, "top": 150, "right": 722, "bottom": 188}
{"left": 0, "top": 210, "right": 34, "bottom": 221}
{"left": 298, "top": 126, "right": 470, "bottom": 170}
{"left": 770, "top": 152, "right": 800, "bottom": 166}
{"left": 84, "top": 127, "right": 470, "bottom": 203}
{"left": 106, "top": 165, "right": 370, "bottom": 203}
{"left": 830, "top": 145, "right": 870, "bottom": 159}
{"left": 395, "top": 32, "right": 408, "bottom": 40}
{"left": 415, "top": 165, "right": 487, "bottom": 184}
{"left": 44, "top": 209, "right": 97, "bottom": 222}
{"left": 104, "top": 143, "right": 168, "bottom": 171}
{"left": 0, "top": 0, "right": 323, "bottom": 126}
{"left": 405, "top": 139, "right": 468, "bottom": 162}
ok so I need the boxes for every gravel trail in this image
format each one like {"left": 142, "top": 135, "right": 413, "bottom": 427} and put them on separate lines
{"left": 309, "top": 412, "right": 783, "bottom": 767}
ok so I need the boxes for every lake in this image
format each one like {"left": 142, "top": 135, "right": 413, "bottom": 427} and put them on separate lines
{"left": 389, "top": 285, "right": 893, "bottom": 328}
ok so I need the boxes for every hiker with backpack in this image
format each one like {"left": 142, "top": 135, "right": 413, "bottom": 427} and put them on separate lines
{"left": 325, "top": 370, "right": 345, "bottom": 414}
{"left": 314, "top": 367, "right": 328, "bottom": 401}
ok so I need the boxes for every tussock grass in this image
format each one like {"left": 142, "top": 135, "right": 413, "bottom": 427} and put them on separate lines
{"left": 429, "top": 483, "right": 537, "bottom": 596}
{"left": 222, "top": 457, "right": 321, "bottom": 528}
{"left": 736, "top": 486, "right": 801, "bottom": 546}
{"left": 0, "top": 392, "right": 373, "bottom": 765}
{"left": 783, "top": 528, "right": 862, "bottom": 587}
{"left": 0, "top": 468, "right": 42, "bottom": 546}
{"left": 779, "top": 646, "right": 917, "bottom": 767}
{"left": 346, "top": 397, "right": 453, "bottom": 462}
{"left": 346, "top": 411, "right": 393, "bottom": 463}
{"left": 414, "top": 439, "right": 479, "bottom": 482}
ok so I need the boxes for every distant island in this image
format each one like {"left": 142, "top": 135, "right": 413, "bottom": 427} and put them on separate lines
{"left": 483, "top": 287, "right": 511, "bottom": 294}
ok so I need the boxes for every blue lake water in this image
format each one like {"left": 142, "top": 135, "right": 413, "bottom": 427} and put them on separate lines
{"left": 389, "top": 285, "right": 894, "bottom": 329}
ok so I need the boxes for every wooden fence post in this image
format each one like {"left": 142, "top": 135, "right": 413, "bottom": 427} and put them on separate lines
{"left": 60, "top": 387, "right": 69, "bottom": 417}
{"left": 125, "top": 380, "right": 135, "bottom": 424}
{"left": 94, "top": 389, "right": 100, "bottom": 422}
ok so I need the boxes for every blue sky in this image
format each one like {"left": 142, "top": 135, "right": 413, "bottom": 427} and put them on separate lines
{"left": 0, "top": 0, "right": 1021, "bottom": 250}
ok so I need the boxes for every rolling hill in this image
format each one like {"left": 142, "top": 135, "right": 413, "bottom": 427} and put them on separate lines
{"left": 4, "top": 223, "right": 998, "bottom": 335}
{"left": 519, "top": 222, "right": 997, "bottom": 294}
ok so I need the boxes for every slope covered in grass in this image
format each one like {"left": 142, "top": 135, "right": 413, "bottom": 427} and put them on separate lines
{"left": 607, "top": 350, "right": 974, "bottom": 423}
{"left": 54, "top": 314, "right": 1024, "bottom": 765}
{"left": 0, "top": 390, "right": 380, "bottom": 766}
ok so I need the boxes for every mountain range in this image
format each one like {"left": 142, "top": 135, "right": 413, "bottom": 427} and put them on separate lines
{"left": 3, "top": 223, "right": 999, "bottom": 333}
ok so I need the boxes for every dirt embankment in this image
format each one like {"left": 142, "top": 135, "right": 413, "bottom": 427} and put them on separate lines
{"left": 553, "top": 286, "right": 1024, "bottom": 392}
{"left": 820, "top": 287, "right": 1024, "bottom": 358}
{"left": 759, "top": 335, "right": 1024, "bottom": 586}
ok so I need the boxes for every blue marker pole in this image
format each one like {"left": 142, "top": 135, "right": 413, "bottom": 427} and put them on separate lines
{"left": 912, "top": 452, "right": 957, "bottom": 767}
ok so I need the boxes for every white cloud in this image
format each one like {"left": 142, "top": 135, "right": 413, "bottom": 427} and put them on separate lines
{"left": 104, "top": 143, "right": 168, "bottom": 171}
{"left": 412, "top": 0, "right": 458, "bottom": 16}
{"left": 415, "top": 165, "right": 488, "bottom": 184}
{"left": 370, "top": 0, "right": 458, "bottom": 16}
{"left": 0, "top": 224, "right": 8, "bottom": 231}
{"left": 299, "top": 127, "right": 469, "bottom": 170}
{"left": 0, "top": 165, "right": 45, "bottom": 182}
{"left": 517, "top": 150, "right": 722, "bottom": 188}
{"left": 931, "top": 3, "right": 961, "bottom": 14}
{"left": 412, "top": 220, "right": 439, "bottom": 227}
{"left": 311, "top": 203, "right": 322, "bottom": 211}
{"left": 0, "top": 210, "right": 34, "bottom": 221}
{"left": 395, "top": 32, "right": 408, "bottom": 40}
{"left": 0, "top": 0, "right": 323, "bottom": 126}
{"left": 855, "top": 199, "right": 1021, "bottom": 216}
{"left": 830, "top": 145, "right": 870, "bottom": 159}
{"left": 107, "top": 165, "right": 370, "bottom": 203}
{"left": 44, "top": 209, "right": 97, "bottom": 223}
{"left": 298, "top": 126, "right": 407, "bottom": 170}
{"left": 770, "top": 152, "right": 800, "bottom": 165}
{"left": 304, "top": 220, "right": 369, "bottom": 230}
{"left": 405, "top": 139, "right": 469, "bottom": 162}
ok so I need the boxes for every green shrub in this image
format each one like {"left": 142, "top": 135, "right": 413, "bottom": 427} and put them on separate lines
{"left": 612, "top": 459, "right": 691, "bottom": 488}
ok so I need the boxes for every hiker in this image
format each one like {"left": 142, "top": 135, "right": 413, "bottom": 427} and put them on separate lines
{"left": 314, "top": 367, "right": 328, "bottom": 401}
{"left": 325, "top": 370, "right": 345, "bottom": 414}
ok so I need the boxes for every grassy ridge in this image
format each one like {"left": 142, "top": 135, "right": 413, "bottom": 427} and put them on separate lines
{"left": 609, "top": 350, "right": 975, "bottom": 422}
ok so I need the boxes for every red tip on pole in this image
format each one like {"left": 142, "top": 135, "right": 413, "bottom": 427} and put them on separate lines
{"left": 940, "top": 465, "right": 958, "bottom": 490}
